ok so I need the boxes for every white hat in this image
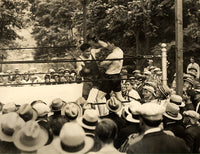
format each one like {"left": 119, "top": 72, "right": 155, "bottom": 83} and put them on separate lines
{"left": 125, "top": 101, "right": 141, "bottom": 123}
{"left": 53, "top": 123, "right": 94, "bottom": 154}
{"left": 163, "top": 103, "right": 182, "bottom": 120}
{"left": 2, "top": 102, "right": 18, "bottom": 114}
{"left": 138, "top": 103, "right": 165, "bottom": 121}
{"left": 77, "top": 109, "right": 99, "bottom": 130}
{"left": 183, "top": 110, "right": 200, "bottom": 120}
{"left": 61, "top": 102, "right": 82, "bottom": 119}
{"left": 32, "top": 103, "right": 50, "bottom": 117}
{"left": 0, "top": 112, "right": 25, "bottom": 142}
{"left": 170, "top": 94, "right": 185, "bottom": 107}
{"left": 13, "top": 120, "right": 48, "bottom": 152}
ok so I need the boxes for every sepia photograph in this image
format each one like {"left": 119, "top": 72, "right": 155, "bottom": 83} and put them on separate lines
{"left": 0, "top": 0, "right": 200, "bottom": 153}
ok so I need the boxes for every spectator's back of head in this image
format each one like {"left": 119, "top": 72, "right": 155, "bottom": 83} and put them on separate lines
{"left": 95, "top": 118, "right": 118, "bottom": 144}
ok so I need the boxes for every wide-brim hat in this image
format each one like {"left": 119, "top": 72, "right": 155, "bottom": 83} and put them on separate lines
{"left": 123, "top": 105, "right": 140, "bottom": 123}
{"left": 77, "top": 117, "right": 98, "bottom": 130}
{"left": 50, "top": 98, "right": 66, "bottom": 112}
{"left": 53, "top": 136, "right": 94, "bottom": 154}
{"left": 106, "top": 98, "right": 122, "bottom": 113}
{"left": 13, "top": 126, "right": 49, "bottom": 152}
{"left": 163, "top": 112, "right": 182, "bottom": 121}
{"left": 61, "top": 102, "right": 82, "bottom": 117}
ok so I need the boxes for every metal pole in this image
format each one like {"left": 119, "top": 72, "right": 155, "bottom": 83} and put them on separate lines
{"left": 175, "top": 0, "right": 183, "bottom": 95}
{"left": 161, "top": 43, "right": 167, "bottom": 86}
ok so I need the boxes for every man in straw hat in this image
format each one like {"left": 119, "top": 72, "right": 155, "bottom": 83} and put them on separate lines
{"left": 38, "top": 122, "right": 94, "bottom": 154}
{"left": 163, "top": 103, "right": 185, "bottom": 139}
{"left": 187, "top": 56, "right": 199, "bottom": 80}
{"left": 182, "top": 110, "right": 200, "bottom": 153}
{"left": 127, "top": 103, "right": 189, "bottom": 153}
{"left": 13, "top": 120, "right": 49, "bottom": 153}
{"left": 0, "top": 112, "right": 25, "bottom": 153}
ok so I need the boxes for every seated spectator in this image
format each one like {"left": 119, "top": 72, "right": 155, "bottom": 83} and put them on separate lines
{"left": 38, "top": 123, "right": 94, "bottom": 154}
{"left": 44, "top": 74, "right": 51, "bottom": 85}
{"left": 13, "top": 120, "right": 49, "bottom": 153}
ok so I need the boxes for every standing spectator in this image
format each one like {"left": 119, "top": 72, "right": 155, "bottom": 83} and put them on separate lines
{"left": 124, "top": 80, "right": 141, "bottom": 101}
{"left": 127, "top": 103, "right": 189, "bottom": 153}
{"left": 187, "top": 56, "right": 199, "bottom": 80}
{"left": 89, "top": 118, "right": 123, "bottom": 154}
{"left": 183, "top": 110, "right": 200, "bottom": 153}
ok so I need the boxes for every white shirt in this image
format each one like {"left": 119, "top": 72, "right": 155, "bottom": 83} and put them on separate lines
{"left": 144, "top": 127, "right": 161, "bottom": 135}
{"left": 187, "top": 62, "right": 200, "bottom": 79}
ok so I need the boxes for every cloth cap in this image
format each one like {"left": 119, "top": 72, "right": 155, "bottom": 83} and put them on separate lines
{"left": 137, "top": 103, "right": 165, "bottom": 121}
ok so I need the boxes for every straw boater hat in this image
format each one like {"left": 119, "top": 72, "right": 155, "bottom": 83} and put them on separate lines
{"left": 183, "top": 77, "right": 194, "bottom": 86}
{"left": 77, "top": 109, "right": 99, "bottom": 130}
{"left": 50, "top": 98, "right": 65, "bottom": 112}
{"left": 32, "top": 102, "right": 50, "bottom": 117}
{"left": 170, "top": 94, "right": 185, "bottom": 107}
{"left": 106, "top": 97, "right": 122, "bottom": 113}
{"left": 13, "top": 120, "right": 49, "bottom": 152}
{"left": 17, "top": 104, "right": 38, "bottom": 121}
{"left": 163, "top": 103, "right": 182, "bottom": 120}
{"left": 61, "top": 102, "right": 82, "bottom": 118}
{"left": 53, "top": 123, "right": 94, "bottom": 154}
{"left": 157, "top": 84, "right": 171, "bottom": 98}
{"left": 125, "top": 101, "right": 141, "bottom": 123}
{"left": 0, "top": 112, "right": 25, "bottom": 142}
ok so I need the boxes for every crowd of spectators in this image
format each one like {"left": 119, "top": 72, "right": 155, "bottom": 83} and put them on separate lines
{"left": 0, "top": 58, "right": 200, "bottom": 153}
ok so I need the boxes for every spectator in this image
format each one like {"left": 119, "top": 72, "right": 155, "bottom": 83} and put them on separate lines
{"left": 183, "top": 110, "right": 200, "bottom": 153}
{"left": 187, "top": 56, "right": 199, "bottom": 80}
{"left": 13, "top": 120, "right": 49, "bottom": 153}
{"left": 127, "top": 103, "right": 189, "bottom": 153}
{"left": 141, "top": 85, "right": 156, "bottom": 103}
{"left": 90, "top": 118, "right": 123, "bottom": 154}
{"left": 2, "top": 102, "right": 18, "bottom": 114}
{"left": 38, "top": 123, "right": 94, "bottom": 154}
{"left": 0, "top": 112, "right": 25, "bottom": 153}
{"left": 163, "top": 103, "right": 185, "bottom": 139}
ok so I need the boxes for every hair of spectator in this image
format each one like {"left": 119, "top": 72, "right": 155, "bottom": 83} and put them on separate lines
{"left": 141, "top": 116, "right": 162, "bottom": 127}
{"left": 95, "top": 118, "right": 118, "bottom": 144}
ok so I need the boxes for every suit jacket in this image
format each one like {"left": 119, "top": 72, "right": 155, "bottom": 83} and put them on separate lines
{"left": 184, "top": 125, "right": 200, "bottom": 153}
{"left": 164, "top": 122, "right": 185, "bottom": 139}
{"left": 114, "top": 123, "right": 140, "bottom": 149}
{"left": 127, "top": 131, "right": 189, "bottom": 153}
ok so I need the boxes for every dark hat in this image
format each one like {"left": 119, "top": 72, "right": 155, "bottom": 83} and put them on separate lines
{"left": 50, "top": 98, "right": 65, "bottom": 112}
{"left": 106, "top": 97, "right": 122, "bottom": 113}
{"left": 17, "top": 104, "right": 38, "bottom": 121}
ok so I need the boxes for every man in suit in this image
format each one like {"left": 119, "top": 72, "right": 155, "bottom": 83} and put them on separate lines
{"left": 127, "top": 103, "right": 189, "bottom": 153}
{"left": 183, "top": 110, "right": 200, "bottom": 153}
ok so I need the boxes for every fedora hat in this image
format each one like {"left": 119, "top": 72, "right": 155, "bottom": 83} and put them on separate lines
{"left": 170, "top": 94, "right": 185, "bottom": 107}
{"left": 0, "top": 112, "right": 25, "bottom": 142}
{"left": 30, "top": 100, "right": 47, "bottom": 107}
{"left": 53, "top": 123, "right": 94, "bottom": 154}
{"left": 61, "top": 102, "right": 82, "bottom": 119}
{"left": 13, "top": 120, "right": 49, "bottom": 152}
{"left": 32, "top": 103, "right": 50, "bottom": 117}
{"left": 2, "top": 102, "right": 18, "bottom": 114}
{"left": 50, "top": 98, "right": 65, "bottom": 112}
{"left": 77, "top": 109, "right": 99, "bottom": 130}
{"left": 163, "top": 103, "right": 182, "bottom": 120}
{"left": 17, "top": 104, "right": 38, "bottom": 121}
{"left": 61, "top": 103, "right": 79, "bottom": 120}
{"left": 106, "top": 97, "right": 122, "bottom": 113}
